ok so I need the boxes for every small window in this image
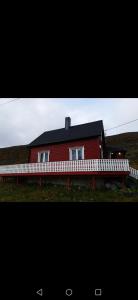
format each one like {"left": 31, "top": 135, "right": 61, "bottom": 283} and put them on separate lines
{"left": 40, "top": 152, "right": 44, "bottom": 163}
{"left": 69, "top": 147, "right": 84, "bottom": 160}
{"left": 45, "top": 152, "right": 49, "bottom": 162}
{"left": 72, "top": 149, "right": 77, "bottom": 160}
{"left": 38, "top": 151, "right": 50, "bottom": 162}
{"left": 78, "top": 148, "right": 83, "bottom": 160}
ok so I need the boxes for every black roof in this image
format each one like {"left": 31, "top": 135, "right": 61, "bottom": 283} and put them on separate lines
{"left": 29, "top": 120, "right": 104, "bottom": 147}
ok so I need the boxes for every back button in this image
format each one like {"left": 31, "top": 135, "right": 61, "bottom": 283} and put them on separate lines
{"left": 36, "top": 288, "right": 43, "bottom": 296}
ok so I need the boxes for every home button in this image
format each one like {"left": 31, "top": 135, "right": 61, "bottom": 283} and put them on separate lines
{"left": 65, "top": 288, "right": 73, "bottom": 296}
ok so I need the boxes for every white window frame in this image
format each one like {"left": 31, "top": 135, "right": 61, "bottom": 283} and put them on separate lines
{"left": 38, "top": 151, "right": 50, "bottom": 163}
{"left": 69, "top": 146, "right": 84, "bottom": 161}
{"left": 99, "top": 145, "right": 103, "bottom": 159}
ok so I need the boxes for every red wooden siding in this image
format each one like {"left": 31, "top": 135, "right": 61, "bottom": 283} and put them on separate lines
{"left": 29, "top": 137, "right": 101, "bottom": 163}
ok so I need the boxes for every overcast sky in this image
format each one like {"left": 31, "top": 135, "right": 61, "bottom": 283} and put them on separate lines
{"left": 0, "top": 98, "right": 138, "bottom": 148}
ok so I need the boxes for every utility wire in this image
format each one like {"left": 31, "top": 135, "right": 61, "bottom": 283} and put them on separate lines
{"left": 105, "top": 118, "right": 138, "bottom": 131}
{"left": 0, "top": 99, "right": 137, "bottom": 132}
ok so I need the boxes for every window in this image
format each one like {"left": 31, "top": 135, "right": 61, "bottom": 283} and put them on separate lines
{"left": 72, "top": 149, "right": 76, "bottom": 160}
{"left": 78, "top": 148, "right": 83, "bottom": 160}
{"left": 38, "top": 151, "right": 50, "bottom": 162}
{"left": 40, "top": 152, "right": 43, "bottom": 162}
{"left": 69, "top": 147, "right": 84, "bottom": 160}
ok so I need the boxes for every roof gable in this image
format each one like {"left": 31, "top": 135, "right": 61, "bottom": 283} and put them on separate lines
{"left": 29, "top": 120, "right": 104, "bottom": 147}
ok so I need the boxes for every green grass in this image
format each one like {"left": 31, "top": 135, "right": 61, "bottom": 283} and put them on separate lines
{"left": 0, "top": 182, "right": 138, "bottom": 202}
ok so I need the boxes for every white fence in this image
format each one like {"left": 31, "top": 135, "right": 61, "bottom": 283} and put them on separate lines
{"left": 0, "top": 159, "right": 130, "bottom": 175}
{"left": 129, "top": 167, "right": 138, "bottom": 180}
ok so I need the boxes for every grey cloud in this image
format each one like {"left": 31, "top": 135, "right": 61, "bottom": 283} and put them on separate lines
{"left": 0, "top": 98, "right": 138, "bottom": 147}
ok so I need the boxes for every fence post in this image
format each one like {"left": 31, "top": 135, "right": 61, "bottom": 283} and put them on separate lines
{"left": 121, "top": 176, "right": 126, "bottom": 190}
{"left": 16, "top": 176, "right": 19, "bottom": 185}
{"left": 66, "top": 176, "right": 71, "bottom": 191}
{"left": 38, "top": 176, "right": 42, "bottom": 187}
{"left": 2, "top": 176, "right": 5, "bottom": 183}
{"left": 90, "top": 176, "right": 96, "bottom": 190}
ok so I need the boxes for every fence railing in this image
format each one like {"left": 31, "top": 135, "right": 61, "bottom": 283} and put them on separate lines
{"left": 0, "top": 159, "right": 130, "bottom": 175}
{"left": 129, "top": 167, "right": 138, "bottom": 180}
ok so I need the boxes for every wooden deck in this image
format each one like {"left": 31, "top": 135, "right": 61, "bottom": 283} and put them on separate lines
{"left": 0, "top": 159, "right": 130, "bottom": 176}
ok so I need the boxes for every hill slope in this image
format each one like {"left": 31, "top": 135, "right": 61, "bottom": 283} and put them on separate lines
{"left": 106, "top": 132, "right": 138, "bottom": 169}
{"left": 0, "top": 132, "right": 137, "bottom": 168}
{"left": 0, "top": 145, "right": 29, "bottom": 165}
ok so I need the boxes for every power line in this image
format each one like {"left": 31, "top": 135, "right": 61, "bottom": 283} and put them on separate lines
{"left": 105, "top": 118, "right": 138, "bottom": 131}
{"left": 0, "top": 98, "right": 21, "bottom": 106}
{"left": 0, "top": 99, "right": 138, "bottom": 132}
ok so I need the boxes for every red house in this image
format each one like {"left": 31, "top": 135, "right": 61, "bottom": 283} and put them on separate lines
{"left": 27, "top": 117, "right": 129, "bottom": 188}
{"left": 0, "top": 117, "right": 132, "bottom": 189}
{"left": 29, "top": 117, "right": 127, "bottom": 162}
{"left": 29, "top": 117, "right": 105, "bottom": 163}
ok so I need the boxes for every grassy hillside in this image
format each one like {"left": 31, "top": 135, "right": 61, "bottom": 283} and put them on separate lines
{"left": 106, "top": 132, "right": 138, "bottom": 169}
{"left": 0, "top": 132, "right": 137, "bottom": 168}
{"left": 0, "top": 145, "right": 29, "bottom": 165}
{"left": 0, "top": 182, "right": 138, "bottom": 202}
